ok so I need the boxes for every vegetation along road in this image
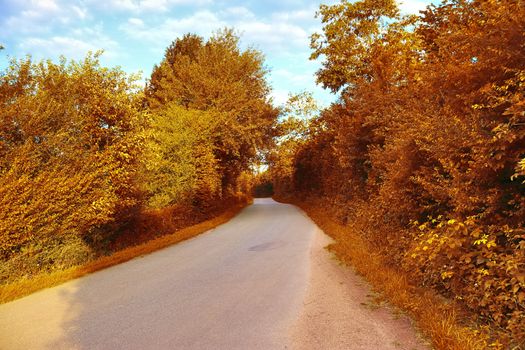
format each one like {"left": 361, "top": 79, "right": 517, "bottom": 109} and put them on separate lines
{"left": 0, "top": 199, "right": 428, "bottom": 349}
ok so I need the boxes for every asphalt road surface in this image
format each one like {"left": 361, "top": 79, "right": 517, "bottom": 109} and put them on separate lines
{"left": 0, "top": 198, "right": 428, "bottom": 350}
{"left": 0, "top": 199, "right": 317, "bottom": 349}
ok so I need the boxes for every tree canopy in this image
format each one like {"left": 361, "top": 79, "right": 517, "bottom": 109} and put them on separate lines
{"left": 146, "top": 29, "right": 278, "bottom": 191}
{"left": 1, "top": 31, "right": 277, "bottom": 283}
{"left": 0, "top": 53, "right": 145, "bottom": 257}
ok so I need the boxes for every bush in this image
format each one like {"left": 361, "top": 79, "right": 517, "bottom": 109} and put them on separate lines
{"left": 0, "top": 53, "right": 144, "bottom": 261}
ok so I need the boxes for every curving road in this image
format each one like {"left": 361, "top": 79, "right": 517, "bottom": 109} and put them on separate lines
{"left": 0, "top": 199, "right": 316, "bottom": 350}
{"left": 0, "top": 198, "right": 429, "bottom": 350}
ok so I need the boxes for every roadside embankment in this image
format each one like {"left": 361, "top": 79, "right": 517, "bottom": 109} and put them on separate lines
{"left": 289, "top": 227, "right": 429, "bottom": 350}
{"left": 279, "top": 196, "right": 497, "bottom": 350}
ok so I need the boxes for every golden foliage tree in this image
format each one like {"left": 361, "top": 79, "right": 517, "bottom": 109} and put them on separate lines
{"left": 0, "top": 53, "right": 144, "bottom": 260}
{"left": 269, "top": 91, "right": 318, "bottom": 196}
{"left": 141, "top": 103, "right": 220, "bottom": 209}
{"left": 146, "top": 29, "right": 278, "bottom": 192}
{"left": 274, "top": 0, "right": 525, "bottom": 343}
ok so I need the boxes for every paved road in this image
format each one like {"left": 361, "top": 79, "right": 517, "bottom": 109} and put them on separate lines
{"left": 0, "top": 198, "right": 317, "bottom": 350}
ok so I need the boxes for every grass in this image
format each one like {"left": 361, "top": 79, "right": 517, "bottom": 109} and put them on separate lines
{"left": 287, "top": 198, "right": 499, "bottom": 350}
{"left": 0, "top": 200, "right": 248, "bottom": 304}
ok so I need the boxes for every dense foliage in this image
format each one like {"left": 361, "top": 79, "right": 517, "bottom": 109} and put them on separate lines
{"left": 0, "top": 54, "right": 144, "bottom": 260}
{"left": 141, "top": 104, "right": 220, "bottom": 209}
{"left": 1, "top": 30, "right": 276, "bottom": 283}
{"left": 272, "top": 0, "right": 525, "bottom": 344}
{"left": 146, "top": 30, "right": 278, "bottom": 192}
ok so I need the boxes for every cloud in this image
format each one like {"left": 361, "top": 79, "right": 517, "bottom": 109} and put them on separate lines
{"left": 120, "top": 10, "right": 224, "bottom": 48}
{"left": 397, "top": 0, "right": 430, "bottom": 14}
{"left": 238, "top": 21, "right": 308, "bottom": 52}
{"left": 34, "top": 0, "right": 60, "bottom": 12}
{"left": 18, "top": 25, "right": 119, "bottom": 61}
{"left": 271, "top": 7, "right": 317, "bottom": 23}
{"left": 1, "top": 0, "right": 90, "bottom": 37}
{"left": 271, "top": 89, "right": 290, "bottom": 106}
{"left": 219, "top": 6, "right": 256, "bottom": 21}
{"left": 71, "top": 5, "right": 89, "bottom": 20}
{"left": 127, "top": 17, "right": 145, "bottom": 27}
{"left": 92, "top": 0, "right": 212, "bottom": 13}
{"left": 120, "top": 8, "right": 310, "bottom": 56}
{"left": 272, "top": 68, "right": 313, "bottom": 86}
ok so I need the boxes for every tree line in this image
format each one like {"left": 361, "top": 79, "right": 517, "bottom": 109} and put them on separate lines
{"left": 270, "top": 0, "right": 524, "bottom": 345}
{"left": 0, "top": 29, "right": 277, "bottom": 282}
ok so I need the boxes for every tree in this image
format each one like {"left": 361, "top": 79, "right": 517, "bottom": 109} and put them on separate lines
{"left": 273, "top": 0, "right": 525, "bottom": 343}
{"left": 0, "top": 52, "right": 145, "bottom": 258}
{"left": 269, "top": 92, "right": 319, "bottom": 195}
{"left": 141, "top": 103, "right": 220, "bottom": 208}
{"left": 311, "top": 0, "right": 400, "bottom": 93}
{"left": 146, "top": 29, "right": 278, "bottom": 192}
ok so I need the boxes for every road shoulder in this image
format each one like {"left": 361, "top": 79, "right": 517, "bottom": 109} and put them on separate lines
{"left": 288, "top": 229, "right": 431, "bottom": 350}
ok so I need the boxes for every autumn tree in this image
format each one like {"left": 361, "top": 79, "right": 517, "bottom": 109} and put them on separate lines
{"left": 141, "top": 103, "right": 220, "bottom": 208}
{"left": 274, "top": 0, "right": 525, "bottom": 343}
{"left": 269, "top": 91, "right": 319, "bottom": 196}
{"left": 146, "top": 29, "right": 278, "bottom": 193}
{"left": 0, "top": 53, "right": 144, "bottom": 262}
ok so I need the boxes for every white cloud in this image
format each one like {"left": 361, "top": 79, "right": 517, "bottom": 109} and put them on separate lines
{"left": 397, "top": 0, "right": 429, "bottom": 14}
{"left": 2, "top": 0, "right": 90, "bottom": 36}
{"left": 92, "top": 0, "right": 212, "bottom": 13}
{"left": 19, "top": 25, "right": 119, "bottom": 61}
{"left": 127, "top": 17, "right": 145, "bottom": 26}
{"left": 119, "top": 10, "right": 310, "bottom": 57}
{"left": 238, "top": 21, "right": 308, "bottom": 51}
{"left": 272, "top": 68, "right": 313, "bottom": 86}
{"left": 118, "top": 2, "right": 313, "bottom": 54}
{"left": 71, "top": 5, "right": 88, "bottom": 20}
{"left": 271, "top": 89, "right": 290, "bottom": 106}
{"left": 120, "top": 10, "right": 224, "bottom": 47}
{"left": 137, "top": 0, "right": 170, "bottom": 12}
{"left": 219, "top": 6, "right": 255, "bottom": 21}
{"left": 36, "top": 0, "right": 60, "bottom": 12}
{"left": 271, "top": 7, "right": 317, "bottom": 23}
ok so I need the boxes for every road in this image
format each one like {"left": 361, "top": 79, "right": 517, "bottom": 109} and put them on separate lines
{"left": 0, "top": 198, "right": 429, "bottom": 350}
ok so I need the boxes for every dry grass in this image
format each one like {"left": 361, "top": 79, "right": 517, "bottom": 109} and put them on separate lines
{"left": 290, "top": 199, "right": 498, "bottom": 350}
{"left": 0, "top": 201, "right": 248, "bottom": 304}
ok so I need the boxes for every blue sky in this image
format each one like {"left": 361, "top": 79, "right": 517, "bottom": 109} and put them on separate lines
{"left": 0, "top": 0, "right": 432, "bottom": 107}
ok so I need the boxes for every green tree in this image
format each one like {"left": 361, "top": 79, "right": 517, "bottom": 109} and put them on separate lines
{"left": 141, "top": 103, "right": 221, "bottom": 208}
{"left": 146, "top": 29, "right": 278, "bottom": 191}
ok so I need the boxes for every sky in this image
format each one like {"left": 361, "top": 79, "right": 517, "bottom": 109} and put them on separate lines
{"left": 0, "top": 0, "right": 433, "bottom": 107}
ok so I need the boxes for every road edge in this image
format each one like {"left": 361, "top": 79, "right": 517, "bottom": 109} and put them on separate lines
{"left": 0, "top": 200, "right": 251, "bottom": 304}
{"left": 279, "top": 196, "right": 494, "bottom": 350}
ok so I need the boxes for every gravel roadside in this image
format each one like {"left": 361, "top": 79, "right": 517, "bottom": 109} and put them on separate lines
{"left": 288, "top": 229, "right": 432, "bottom": 350}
